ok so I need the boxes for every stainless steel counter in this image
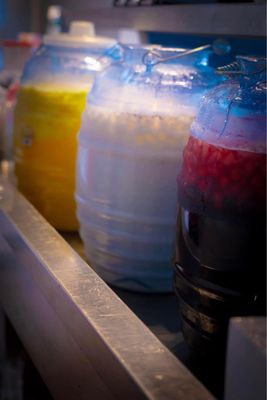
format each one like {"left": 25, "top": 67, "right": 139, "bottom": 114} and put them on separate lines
{"left": 0, "top": 176, "right": 213, "bottom": 400}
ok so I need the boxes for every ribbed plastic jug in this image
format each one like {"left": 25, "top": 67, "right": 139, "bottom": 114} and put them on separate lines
{"left": 13, "top": 22, "right": 116, "bottom": 231}
{"left": 174, "top": 55, "right": 266, "bottom": 358}
{"left": 76, "top": 44, "right": 222, "bottom": 292}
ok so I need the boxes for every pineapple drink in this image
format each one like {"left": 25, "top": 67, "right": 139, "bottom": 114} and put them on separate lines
{"left": 14, "top": 82, "right": 89, "bottom": 230}
{"left": 12, "top": 21, "right": 116, "bottom": 230}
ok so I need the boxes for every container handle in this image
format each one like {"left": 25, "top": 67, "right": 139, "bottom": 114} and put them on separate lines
{"left": 142, "top": 39, "right": 231, "bottom": 70}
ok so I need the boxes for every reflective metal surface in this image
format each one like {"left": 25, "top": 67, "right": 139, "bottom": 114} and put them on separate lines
{"left": 225, "top": 317, "right": 266, "bottom": 400}
{"left": 0, "top": 177, "right": 213, "bottom": 400}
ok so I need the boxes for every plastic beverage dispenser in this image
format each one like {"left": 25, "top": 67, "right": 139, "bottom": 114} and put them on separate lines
{"left": 13, "top": 21, "right": 116, "bottom": 231}
{"left": 76, "top": 45, "right": 221, "bottom": 292}
{"left": 174, "top": 56, "right": 266, "bottom": 357}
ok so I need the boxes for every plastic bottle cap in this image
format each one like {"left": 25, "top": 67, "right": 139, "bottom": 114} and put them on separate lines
{"left": 43, "top": 20, "right": 116, "bottom": 49}
{"left": 69, "top": 21, "right": 95, "bottom": 37}
{"left": 47, "top": 5, "right": 62, "bottom": 20}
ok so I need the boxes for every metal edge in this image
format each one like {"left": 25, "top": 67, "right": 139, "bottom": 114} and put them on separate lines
{"left": 0, "top": 178, "right": 214, "bottom": 400}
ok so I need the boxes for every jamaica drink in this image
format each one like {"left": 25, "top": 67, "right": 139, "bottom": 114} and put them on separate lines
{"left": 174, "top": 56, "right": 266, "bottom": 359}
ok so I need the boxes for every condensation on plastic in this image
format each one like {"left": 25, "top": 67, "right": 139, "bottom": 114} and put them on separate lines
{"left": 191, "top": 56, "right": 267, "bottom": 154}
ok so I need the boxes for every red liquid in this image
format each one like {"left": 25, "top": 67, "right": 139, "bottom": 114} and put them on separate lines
{"left": 174, "top": 135, "right": 266, "bottom": 361}
{"left": 179, "top": 136, "right": 266, "bottom": 217}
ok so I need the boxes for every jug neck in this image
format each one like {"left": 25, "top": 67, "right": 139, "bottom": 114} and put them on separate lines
{"left": 107, "top": 44, "right": 211, "bottom": 70}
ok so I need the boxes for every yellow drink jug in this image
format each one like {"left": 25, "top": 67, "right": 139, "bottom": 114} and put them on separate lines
{"left": 13, "top": 21, "right": 116, "bottom": 230}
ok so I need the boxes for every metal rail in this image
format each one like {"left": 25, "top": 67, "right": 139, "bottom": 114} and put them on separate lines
{"left": 0, "top": 177, "right": 213, "bottom": 400}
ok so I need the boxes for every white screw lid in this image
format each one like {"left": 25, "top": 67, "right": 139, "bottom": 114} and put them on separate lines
{"left": 43, "top": 20, "right": 116, "bottom": 49}
{"left": 69, "top": 21, "right": 95, "bottom": 37}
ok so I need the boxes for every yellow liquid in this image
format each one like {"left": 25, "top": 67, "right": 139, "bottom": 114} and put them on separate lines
{"left": 13, "top": 83, "right": 89, "bottom": 231}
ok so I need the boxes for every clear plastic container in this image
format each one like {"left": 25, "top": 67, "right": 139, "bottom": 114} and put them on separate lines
{"left": 0, "top": 40, "right": 33, "bottom": 164}
{"left": 13, "top": 22, "right": 116, "bottom": 231}
{"left": 0, "top": 86, "right": 6, "bottom": 163}
{"left": 174, "top": 56, "right": 266, "bottom": 358}
{"left": 76, "top": 45, "right": 222, "bottom": 292}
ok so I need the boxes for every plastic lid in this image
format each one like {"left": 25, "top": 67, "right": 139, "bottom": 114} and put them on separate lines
{"left": 17, "top": 32, "right": 42, "bottom": 48}
{"left": 2, "top": 40, "right": 32, "bottom": 48}
{"left": 70, "top": 21, "right": 95, "bottom": 37}
{"left": 43, "top": 20, "right": 116, "bottom": 49}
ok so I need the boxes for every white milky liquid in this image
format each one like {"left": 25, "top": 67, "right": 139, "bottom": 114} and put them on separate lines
{"left": 76, "top": 103, "right": 194, "bottom": 292}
